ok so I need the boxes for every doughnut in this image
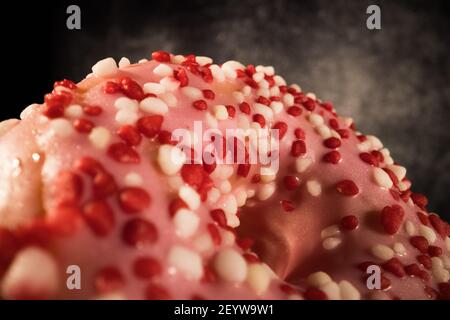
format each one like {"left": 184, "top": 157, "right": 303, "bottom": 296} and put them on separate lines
{"left": 0, "top": 51, "right": 449, "bottom": 300}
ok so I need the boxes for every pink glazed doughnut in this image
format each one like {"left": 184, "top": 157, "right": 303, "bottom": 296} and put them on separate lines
{"left": 0, "top": 51, "right": 449, "bottom": 300}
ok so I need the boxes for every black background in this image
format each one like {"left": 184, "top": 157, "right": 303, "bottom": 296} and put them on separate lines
{"left": 1, "top": 0, "right": 449, "bottom": 220}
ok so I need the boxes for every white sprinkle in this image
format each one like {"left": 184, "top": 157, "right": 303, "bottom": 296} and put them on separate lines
{"left": 270, "top": 101, "right": 283, "bottom": 114}
{"left": 283, "top": 93, "right": 294, "bottom": 106}
{"left": 306, "top": 92, "right": 316, "bottom": 99}
{"left": 171, "top": 55, "right": 185, "bottom": 64}
{"left": 316, "top": 125, "right": 332, "bottom": 139}
{"left": 242, "top": 85, "right": 252, "bottom": 96}
{"left": 157, "top": 145, "right": 186, "bottom": 175}
{"left": 153, "top": 63, "right": 173, "bottom": 77}
{"left": 173, "top": 209, "right": 200, "bottom": 238}
{"left": 291, "top": 84, "right": 301, "bottom": 92}
{"left": 269, "top": 86, "right": 280, "bottom": 97}
{"left": 181, "top": 86, "right": 203, "bottom": 100}
{"left": 138, "top": 58, "right": 148, "bottom": 63}
{"left": 307, "top": 271, "right": 332, "bottom": 287}
{"left": 306, "top": 180, "right": 321, "bottom": 197}
{"left": 446, "top": 237, "right": 450, "bottom": 251}
{"left": 405, "top": 220, "right": 416, "bottom": 236}
{"left": 357, "top": 140, "right": 372, "bottom": 152}
{"left": 252, "top": 72, "right": 264, "bottom": 83}
{"left": 387, "top": 164, "right": 407, "bottom": 181}
{"left": 168, "top": 246, "right": 203, "bottom": 281}
{"left": 140, "top": 97, "right": 168, "bottom": 115}
{"left": 207, "top": 187, "right": 221, "bottom": 205}
{"left": 118, "top": 57, "right": 130, "bottom": 68}
{"left": 442, "top": 255, "right": 450, "bottom": 269}
{"left": 296, "top": 157, "right": 312, "bottom": 173}
{"left": 393, "top": 242, "right": 407, "bottom": 256}
{"left": 247, "top": 264, "right": 271, "bottom": 296}
{"left": 321, "top": 225, "right": 340, "bottom": 239}
{"left": 160, "top": 76, "right": 180, "bottom": 92}
{"left": 373, "top": 167, "right": 393, "bottom": 189}
{"left": 215, "top": 249, "right": 247, "bottom": 283}
{"left": 219, "top": 180, "right": 232, "bottom": 194}
{"left": 205, "top": 112, "right": 218, "bottom": 128}
{"left": 124, "top": 172, "right": 143, "bottom": 186}
{"left": 209, "top": 64, "right": 225, "bottom": 82}
{"left": 339, "top": 281, "right": 361, "bottom": 300}
{"left": 341, "top": 117, "right": 353, "bottom": 128}
{"left": 160, "top": 92, "right": 178, "bottom": 107}
{"left": 273, "top": 75, "right": 286, "bottom": 86}
{"left": 88, "top": 127, "right": 111, "bottom": 149}
{"left": 257, "top": 87, "right": 270, "bottom": 98}
{"left": 143, "top": 82, "right": 166, "bottom": 95}
{"left": 65, "top": 104, "right": 83, "bottom": 118}
{"left": 115, "top": 108, "right": 138, "bottom": 125}
{"left": 320, "top": 281, "right": 341, "bottom": 300}
{"left": 212, "top": 105, "right": 229, "bottom": 121}
{"left": 235, "top": 189, "right": 248, "bottom": 207}
{"left": 91, "top": 57, "right": 118, "bottom": 77}
{"left": 53, "top": 86, "right": 71, "bottom": 93}
{"left": 253, "top": 103, "right": 273, "bottom": 120}
{"left": 195, "top": 56, "right": 213, "bottom": 66}
{"left": 232, "top": 91, "right": 244, "bottom": 103}
{"left": 114, "top": 97, "right": 139, "bottom": 111}
{"left": 257, "top": 182, "right": 276, "bottom": 200}
{"left": 50, "top": 119, "right": 74, "bottom": 137}
{"left": 323, "top": 237, "right": 341, "bottom": 250}
{"left": 308, "top": 113, "right": 324, "bottom": 127}
{"left": 221, "top": 195, "right": 239, "bottom": 226}
{"left": 419, "top": 224, "right": 437, "bottom": 244}
{"left": 179, "top": 185, "right": 200, "bottom": 210}
{"left": 221, "top": 60, "right": 244, "bottom": 79}
{"left": 367, "top": 135, "right": 383, "bottom": 150}
{"left": 193, "top": 233, "right": 213, "bottom": 252}
{"left": 371, "top": 244, "right": 394, "bottom": 261}
{"left": 1, "top": 247, "right": 59, "bottom": 299}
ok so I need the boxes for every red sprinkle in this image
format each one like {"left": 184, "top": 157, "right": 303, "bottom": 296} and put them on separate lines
{"left": 323, "top": 150, "right": 341, "bottom": 164}
{"left": 82, "top": 200, "right": 115, "bottom": 237}
{"left": 239, "top": 102, "right": 251, "bottom": 114}
{"left": 359, "top": 152, "right": 378, "bottom": 166}
{"left": 429, "top": 214, "right": 448, "bottom": 238}
{"left": 54, "top": 79, "right": 77, "bottom": 90}
{"left": 118, "top": 187, "right": 151, "bottom": 214}
{"left": 94, "top": 267, "right": 124, "bottom": 294}
{"left": 225, "top": 105, "right": 236, "bottom": 118}
{"left": 237, "top": 163, "right": 251, "bottom": 177}
{"left": 104, "top": 81, "right": 121, "bottom": 94}
{"left": 168, "top": 198, "right": 188, "bottom": 217}
{"left": 236, "top": 238, "right": 254, "bottom": 251}
{"left": 410, "top": 193, "right": 428, "bottom": 209}
{"left": 151, "top": 50, "right": 171, "bottom": 62}
{"left": 122, "top": 218, "right": 158, "bottom": 247}
{"left": 428, "top": 245, "right": 442, "bottom": 257}
{"left": 409, "top": 236, "right": 429, "bottom": 253}
{"left": 73, "top": 118, "right": 94, "bottom": 134}
{"left": 329, "top": 118, "right": 339, "bottom": 129}
{"left": 287, "top": 106, "right": 302, "bottom": 117}
{"left": 382, "top": 258, "right": 406, "bottom": 278}
{"left": 145, "top": 283, "right": 171, "bottom": 300}
{"left": 193, "top": 99, "right": 207, "bottom": 111}
{"left": 340, "top": 215, "right": 359, "bottom": 231}
{"left": 337, "top": 129, "right": 349, "bottom": 139}
{"left": 272, "top": 122, "right": 288, "bottom": 139}
{"left": 207, "top": 223, "right": 221, "bottom": 246}
{"left": 117, "top": 125, "right": 142, "bottom": 146}
{"left": 417, "top": 254, "right": 432, "bottom": 270}
{"left": 202, "top": 89, "right": 215, "bottom": 100}
{"left": 336, "top": 180, "right": 359, "bottom": 196}
{"left": 210, "top": 209, "right": 227, "bottom": 228}
{"left": 252, "top": 114, "right": 266, "bottom": 128}
{"left": 120, "top": 77, "right": 145, "bottom": 101}
{"left": 136, "top": 115, "right": 163, "bottom": 138}
{"left": 323, "top": 137, "right": 341, "bottom": 149}
{"left": 283, "top": 175, "right": 300, "bottom": 190}
{"left": 304, "top": 287, "right": 327, "bottom": 300}
{"left": 291, "top": 140, "right": 306, "bottom": 157}
{"left": 294, "top": 128, "right": 305, "bottom": 140}
{"left": 133, "top": 257, "right": 162, "bottom": 279}
{"left": 380, "top": 204, "right": 405, "bottom": 235}
{"left": 92, "top": 171, "right": 117, "bottom": 199}
{"left": 83, "top": 105, "right": 103, "bottom": 116}
{"left": 107, "top": 142, "right": 140, "bottom": 164}
{"left": 52, "top": 171, "right": 83, "bottom": 206}
{"left": 281, "top": 200, "right": 295, "bottom": 212}
{"left": 181, "top": 164, "right": 205, "bottom": 188}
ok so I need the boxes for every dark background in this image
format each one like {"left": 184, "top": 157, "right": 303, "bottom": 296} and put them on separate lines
{"left": 1, "top": 0, "right": 449, "bottom": 220}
